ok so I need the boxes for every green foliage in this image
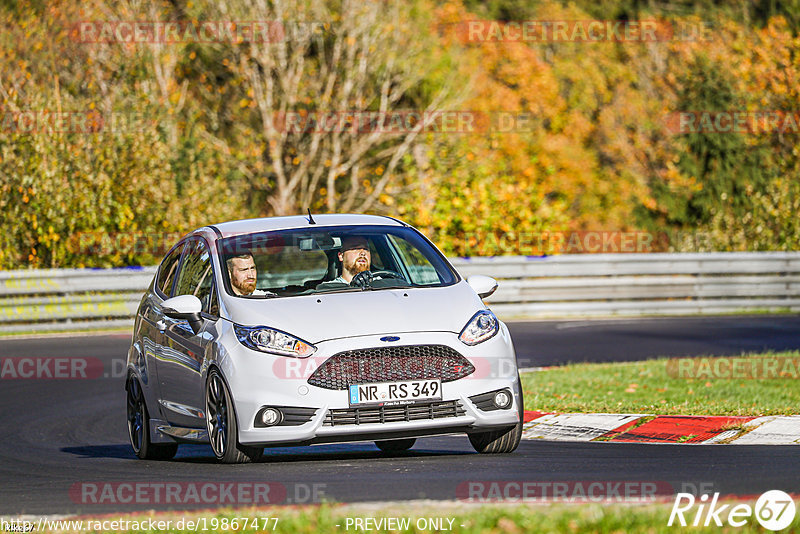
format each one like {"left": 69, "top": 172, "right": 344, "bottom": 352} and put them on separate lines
{"left": 638, "top": 55, "right": 775, "bottom": 233}
{"left": 0, "top": 1, "right": 245, "bottom": 269}
{"left": 396, "top": 137, "right": 567, "bottom": 256}
{"left": 2, "top": 0, "right": 800, "bottom": 268}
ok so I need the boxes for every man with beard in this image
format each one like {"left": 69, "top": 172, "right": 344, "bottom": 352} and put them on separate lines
{"left": 334, "top": 235, "right": 372, "bottom": 284}
{"left": 315, "top": 235, "right": 374, "bottom": 290}
{"left": 227, "top": 253, "right": 267, "bottom": 296}
{"left": 316, "top": 235, "right": 410, "bottom": 290}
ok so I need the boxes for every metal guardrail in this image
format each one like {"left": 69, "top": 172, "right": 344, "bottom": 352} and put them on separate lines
{"left": 455, "top": 252, "right": 800, "bottom": 318}
{"left": 0, "top": 267, "right": 156, "bottom": 333}
{"left": 1, "top": 252, "right": 799, "bottom": 332}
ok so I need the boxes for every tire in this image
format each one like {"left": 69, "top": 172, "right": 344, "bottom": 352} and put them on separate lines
{"left": 126, "top": 375, "right": 178, "bottom": 460}
{"left": 468, "top": 378, "right": 524, "bottom": 454}
{"left": 205, "top": 369, "right": 263, "bottom": 464}
{"left": 375, "top": 438, "right": 416, "bottom": 452}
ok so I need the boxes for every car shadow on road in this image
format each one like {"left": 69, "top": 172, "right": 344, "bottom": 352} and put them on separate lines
{"left": 61, "top": 444, "right": 137, "bottom": 459}
{"left": 60, "top": 442, "right": 473, "bottom": 463}
{"left": 174, "top": 443, "right": 473, "bottom": 464}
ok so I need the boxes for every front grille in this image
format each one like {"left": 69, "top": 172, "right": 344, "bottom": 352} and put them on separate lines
{"left": 307, "top": 345, "right": 475, "bottom": 390}
{"left": 324, "top": 400, "right": 465, "bottom": 426}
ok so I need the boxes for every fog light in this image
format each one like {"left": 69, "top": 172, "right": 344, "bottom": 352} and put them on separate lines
{"left": 493, "top": 390, "right": 512, "bottom": 409}
{"left": 261, "top": 407, "right": 282, "bottom": 426}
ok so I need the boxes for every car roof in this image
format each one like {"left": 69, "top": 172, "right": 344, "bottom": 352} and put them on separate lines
{"left": 205, "top": 214, "right": 405, "bottom": 238}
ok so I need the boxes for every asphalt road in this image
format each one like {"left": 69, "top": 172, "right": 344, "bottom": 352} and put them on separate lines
{"left": 507, "top": 314, "right": 800, "bottom": 367}
{"left": 1, "top": 315, "right": 800, "bottom": 514}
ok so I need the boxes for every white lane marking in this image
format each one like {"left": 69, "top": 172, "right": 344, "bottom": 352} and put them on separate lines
{"left": 551, "top": 316, "right": 774, "bottom": 330}
{"left": 521, "top": 413, "right": 644, "bottom": 441}
{"left": 701, "top": 429, "right": 740, "bottom": 444}
{"left": 730, "top": 416, "right": 800, "bottom": 445}
{"left": 555, "top": 319, "right": 656, "bottom": 330}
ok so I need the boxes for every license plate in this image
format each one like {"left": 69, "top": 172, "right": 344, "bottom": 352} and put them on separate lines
{"left": 348, "top": 379, "right": 442, "bottom": 406}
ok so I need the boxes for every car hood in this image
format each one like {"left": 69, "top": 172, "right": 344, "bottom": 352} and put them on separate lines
{"left": 222, "top": 281, "right": 485, "bottom": 344}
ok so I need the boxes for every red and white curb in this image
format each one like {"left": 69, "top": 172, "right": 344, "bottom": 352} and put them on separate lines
{"left": 522, "top": 411, "right": 800, "bottom": 444}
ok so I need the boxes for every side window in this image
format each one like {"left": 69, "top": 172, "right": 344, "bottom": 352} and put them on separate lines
{"left": 174, "top": 239, "right": 216, "bottom": 315}
{"left": 387, "top": 235, "right": 442, "bottom": 284}
{"left": 157, "top": 244, "right": 184, "bottom": 297}
{"left": 207, "top": 283, "right": 219, "bottom": 317}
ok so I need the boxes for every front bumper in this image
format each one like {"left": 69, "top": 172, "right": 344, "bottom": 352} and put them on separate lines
{"left": 218, "top": 326, "right": 521, "bottom": 446}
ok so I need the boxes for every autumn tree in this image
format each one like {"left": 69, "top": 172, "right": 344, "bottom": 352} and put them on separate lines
{"left": 195, "top": 0, "right": 464, "bottom": 216}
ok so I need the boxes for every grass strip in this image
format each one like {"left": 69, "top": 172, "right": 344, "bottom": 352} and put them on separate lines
{"left": 0, "top": 328, "right": 130, "bottom": 338}
{"left": 521, "top": 351, "right": 800, "bottom": 416}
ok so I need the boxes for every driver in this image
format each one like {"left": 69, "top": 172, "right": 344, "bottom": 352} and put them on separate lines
{"left": 314, "top": 235, "right": 374, "bottom": 290}
{"left": 316, "top": 235, "right": 406, "bottom": 290}
{"left": 227, "top": 253, "right": 267, "bottom": 296}
{"left": 334, "top": 235, "right": 371, "bottom": 284}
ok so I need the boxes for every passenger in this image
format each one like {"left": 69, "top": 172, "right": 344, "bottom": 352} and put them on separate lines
{"left": 227, "top": 253, "right": 267, "bottom": 296}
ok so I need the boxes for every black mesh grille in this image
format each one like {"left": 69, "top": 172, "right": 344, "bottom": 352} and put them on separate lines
{"left": 324, "top": 400, "right": 465, "bottom": 426}
{"left": 307, "top": 345, "right": 475, "bottom": 390}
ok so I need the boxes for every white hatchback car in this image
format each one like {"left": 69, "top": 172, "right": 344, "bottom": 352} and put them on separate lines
{"left": 126, "top": 214, "right": 523, "bottom": 463}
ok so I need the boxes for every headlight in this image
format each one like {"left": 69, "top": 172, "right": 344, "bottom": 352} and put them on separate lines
{"left": 459, "top": 310, "right": 499, "bottom": 345}
{"left": 234, "top": 325, "right": 316, "bottom": 357}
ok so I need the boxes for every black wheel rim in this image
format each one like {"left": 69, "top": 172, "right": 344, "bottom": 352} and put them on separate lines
{"left": 126, "top": 377, "right": 144, "bottom": 453}
{"left": 206, "top": 373, "right": 227, "bottom": 457}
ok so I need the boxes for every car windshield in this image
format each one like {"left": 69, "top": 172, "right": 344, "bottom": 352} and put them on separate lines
{"left": 218, "top": 225, "right": 458, "bottom": 298}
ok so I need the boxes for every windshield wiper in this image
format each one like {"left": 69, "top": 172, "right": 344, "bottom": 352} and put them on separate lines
{"left": 317, "top": 284, "right": 413, "bottom": 295}
{"left": 361, "top": 284, "right": 410, "bottom": 291}
{"left": 240, "top": 291, "right": 280, "bottom": 298}
{"left": 313, "top": 286, "right": 365, "bottom": 295}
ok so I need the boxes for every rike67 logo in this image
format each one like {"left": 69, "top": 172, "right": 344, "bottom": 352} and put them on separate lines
{"left": 669, "top": 490, "right": 796, "bottom": 531}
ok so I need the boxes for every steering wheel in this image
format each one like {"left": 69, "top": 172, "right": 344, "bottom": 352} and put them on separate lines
{"left": 350, "top": 270, "right": 373, "bottom": 288}
{"left": 350, "top": 270, "right": 407, "bottom": 288}
{"left": 371, "top": 270, "right": 405, "bottom": 280}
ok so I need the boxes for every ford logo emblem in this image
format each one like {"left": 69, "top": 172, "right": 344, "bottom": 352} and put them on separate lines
{"left": 380, "top": 336, "right": 400, "bottom": 342}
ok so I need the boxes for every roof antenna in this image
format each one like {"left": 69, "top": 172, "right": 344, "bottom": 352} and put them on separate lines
{"left": 307, "top": 208, "right": 316, "bottom": 225}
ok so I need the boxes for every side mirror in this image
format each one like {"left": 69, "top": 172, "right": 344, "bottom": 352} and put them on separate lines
{"left": 467, "top": 275, "right": 498, "bottom": 299}
{"left": 162, "top": 295, "right": 204, "bottom": 335}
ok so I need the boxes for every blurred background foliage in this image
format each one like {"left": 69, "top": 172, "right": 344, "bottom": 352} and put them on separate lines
{"left": 1, "top": 0, "right": 799, "bottom": 268}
